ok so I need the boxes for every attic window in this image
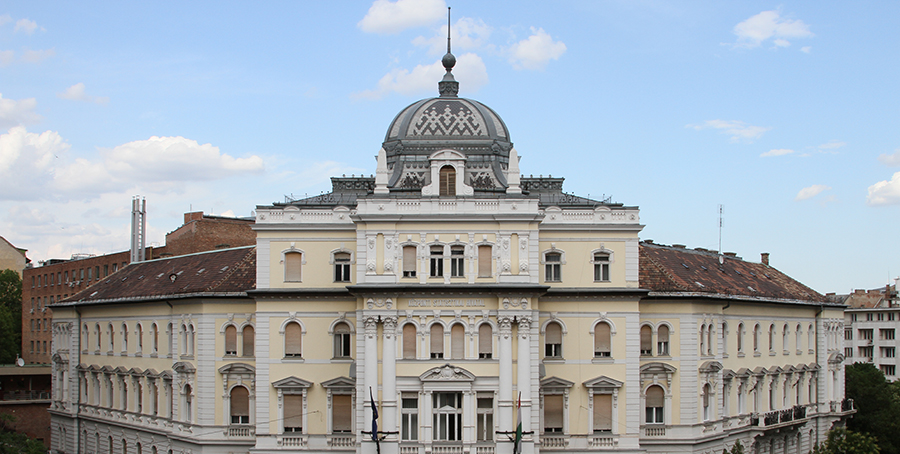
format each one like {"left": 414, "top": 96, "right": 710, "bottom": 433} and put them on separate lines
{"left": 197, "top": 268, "right": 205, "bottom": 274}
{"left": 695, "top": 281, "right": 706, "bottom": 288}
{"left": 750, "top": 271, "right": 756, "bottom": 276}
{"left": 748, "top": 286, "right": 756, "bottom": 292}
{"left": 157, "top": 273, "right": 164, "bottom": 278}
{"left": 220, "top": 266, "right": 229, "bottom": 272}
{"left": 90, "top": 291, "right": 98, "bottom": 297}
{"left": 735, "top": 270, "right": 742, "bottom": 275}
{"left": 764, "top": 273, "right": 771, "bottom": 279}
{"left": 700, "top": 265, "right": 708, "bottom": 271}
{"left": 177, "top": 271, "right": 184, "bottom": 275}
{"left": 138, "top": 275, "right": 144, "bottom": 280}
{"left": 681, "top": 263, "right": 689, "bottom": 269}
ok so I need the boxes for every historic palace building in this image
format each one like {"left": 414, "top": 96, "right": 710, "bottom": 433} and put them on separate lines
{"left": 48, "top": 49, "right": 851, "bottom": 454}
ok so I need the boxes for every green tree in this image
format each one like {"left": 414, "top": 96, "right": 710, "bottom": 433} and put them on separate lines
{"left": 0, "top": 414, "right": 46, "bottom": 454}
{"left": 723, "top": 440, "right": 745, "bottom": 454}
{"left": 811, "top": 427, "right": 880, "bottom": 454}
{"left": 845, "top": 362, "right": 900, "bottom": 454}
{"left": 0, "top": 269, "right": 22, "bottom": 364}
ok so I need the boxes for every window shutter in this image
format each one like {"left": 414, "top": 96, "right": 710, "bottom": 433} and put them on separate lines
{"left": 478, "top": 324, "right": 492, "bottom": 356}
{"left": 440, "top": 166, "right": 456, "bottom": 196}
{"left": 284, "top": 394, "right": 303, "bottom": 429}
{"left": 285, "top": 252, "right": 302, "bottom": 281}
{"left": 478, "top": 245, "right": 491, "bottom": 277}
{"left": 595, "top": 323, "right": 610, "bottom": 352}
{"left": 702, "top": 385, "right": 710, "bottom": 407}
{"left": 544, "top": 395, "right": 563, "bottom": 430}
{"left": 333, "top": 395, "right": 352, "bottom": 432}
{"left": 640, "top": 326, "right": 651, "bottom": 351}
{"left": 431, "top": 324, "right": 444, "bottom": 356}
{"left": 546, "top": 323, "right": 562, "bottom": 344}
{"left": 403, "top": 247, "right": 416, "bottom": 273}
{"left": 403, "top": 324, "right": 417, "bottom": 359}
{"left": 225, "top": 326, "right": 237, "bottom": 353}
{"left": 451, "top": 324, "right": 465, "bottom": 359}
{"left": 231, "top": 387, "right": 249, "bottom": 417}
{"left": 593, "top": 394, "right": 612, "bottom": 431}
{"left": 658, "top": 326, "right": 669, "bottom": 342}
{"left": 646, "top": 386, "right": 664, "bottom": 407}
{"left": 243, "top": 326, "right": 254, "bottom": 356}
{"left": 285, "top": 323, "right": 302, "bottom": 356}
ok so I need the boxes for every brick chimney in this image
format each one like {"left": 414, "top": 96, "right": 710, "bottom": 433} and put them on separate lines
{"left": 184, "top": 211, "right": 204, "bottom": 224}
{"left": 760, "top": 252, "right": 769, "bottom": 266}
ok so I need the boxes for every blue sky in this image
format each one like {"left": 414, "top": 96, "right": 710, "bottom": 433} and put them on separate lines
{"left": 1, "top": 1, "right": 898, "bottom": 295}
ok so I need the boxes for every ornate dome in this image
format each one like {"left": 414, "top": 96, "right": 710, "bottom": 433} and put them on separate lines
{"left": 383, "top": 97, "right": 511, "bottom": 148}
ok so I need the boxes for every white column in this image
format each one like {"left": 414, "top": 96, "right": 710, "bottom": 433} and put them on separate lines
{"left": 382, "top": 316, "right": 398, "bottom": 450}
{"left": 498, "top": 316, "right": 514, "bottom": 454}
{"left": 363, "top": 316, "right": 379, "bottom": 454}
{"left": 517, "top": 316, "right": 533, "bottom": 454}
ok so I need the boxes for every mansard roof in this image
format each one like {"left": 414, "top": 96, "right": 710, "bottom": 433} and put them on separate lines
{"left": 54, "top": 246, "right": 256, "bottom": 306}
{"left": 639, "top": 241, "right": 831, "bottom": 304}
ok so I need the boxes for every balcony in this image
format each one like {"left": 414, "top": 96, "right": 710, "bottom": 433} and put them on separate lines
{"left": 278, "top": 435, "right": 307, "bottom": 447}
{"left": 432, "top": 445, "right": 464, "bottom": 454}
{"left": 643, "top": 426, "right": 666, "bottom": 437}
{"left": 328, "top": 434, "right": 356, "bottom": 449}
{"left": 541, "top": 436, "right": 568, "bottom": 448}
{"left": 226, "top": 425, "right": 255, "bottom": 438}
{"left": 589, "top": 435, "right": 618, "bottom": 448}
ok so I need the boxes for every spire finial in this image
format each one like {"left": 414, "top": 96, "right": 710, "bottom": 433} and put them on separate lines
{"left": 439, "top": 6, "right": 459, "bottom": 97}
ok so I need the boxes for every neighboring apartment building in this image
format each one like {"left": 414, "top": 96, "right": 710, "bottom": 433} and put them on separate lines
{"left": 21, "top": 211, "right": 254, "bottom": 365}
{"left": 0, "top": 235, "right": 28, "bottom": 276}
{"left": 47, "top": 57, "right": 850, "bottom": 454}
{"left": 837, "top": 282, "right": 899, "bottom": 380}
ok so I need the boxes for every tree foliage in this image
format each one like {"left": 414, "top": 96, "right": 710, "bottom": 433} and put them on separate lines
{"left": 811, "top": 427, "right": 880, "bottom": 454}
{"left": 723, "top": 440, "right": 745, "bottom": 454}
{"left": 0, "top": 269, "right": 22, "bottom": 364}
{"left": 0, "top": 414, "right": 46, "bottom": 454}
{"left": 845, "top": 362, "right": 900, "bottom": 454}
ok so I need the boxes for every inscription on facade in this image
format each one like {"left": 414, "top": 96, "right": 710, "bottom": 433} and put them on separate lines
{"left": 407, "top": 298, "right": 486, "bottom": 307}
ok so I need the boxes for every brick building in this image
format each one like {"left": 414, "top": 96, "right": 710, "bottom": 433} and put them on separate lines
{"left": 0, "top": 365, "right": 52, "bottom": 448}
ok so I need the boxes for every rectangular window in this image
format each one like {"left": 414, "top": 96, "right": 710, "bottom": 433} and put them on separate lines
{"left": 859, "top": 346, "right": 873, "bottom": 359}
{"left": 593, "top": 253, "right": 610, "bottom": 282}
{"left": 332, "top": 394, "right": 352, "bottom": 433}
{"left": 432, "top": 392, "right": 462, "bottom": 441}
{"left": 878, "top": 313, "right": 885, "bottom": 321}
{"left": 593, "top": 394, "right": 612, "bottom": 432}
{"left": 543, "top": 394, "right": 563, "bottom": 433}
{"left": 112, "top": 263, "right": 118, "bottom": 273}
{"left": 285, "top": 252, "right": 302, "bottom": 282}
{"left": 545, "top": 253, "right": 561, "bottom": 282}
{"left": 401, "top": 395, "right": 418, "bottom": 441}
{"left": 476, "top": 396, "right": 493, "bottom": 441}
{"left": 104, "top": 265, "right": 109, "bottom": 277}
{"left": 881, "top": 347, "right": 895, "bottom": 358}
{"left": 80, "top": 268, "right": 84, "bottom": 280}
{"left": 845, "top": 329, "right": 852, "bottom": 340}
{"left": 866, "top": 313, "right": 874, "bottom": 321}
{"left": 284, "top": 394, "right": 303, "bottom": 432}
{"left": 860, "top": 329, "right": 874, "bottom": 340}
{"left": 334, "top": 252, "right": 351, "bottom": 282}
{"left": 477, "top": 245, "right": 492, "bottom": 277}
{"left": 881, "top": 365, "right": 896, "bottom": 376}
{"left": 890, "top": 313, "right": 896, "bottom": 321}
{"left": 88, "top": 268, "right": 92, "bottom": 280}
{"left": 403, "top": 246, "right": 417, "bottom": 278}
{"left": 881, "top": 329, "right": 895, "bottom": 340}
{"left": 844, "top": 347, "right": 853, "bottom": 358}
{"left": 430, "top": 246, "right": 444, "bottom": 278}
{"left": 450, "top": 246, "right": 465, "bottom": 278}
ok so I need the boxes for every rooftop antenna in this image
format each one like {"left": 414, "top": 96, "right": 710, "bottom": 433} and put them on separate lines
{"left": 447, "top": 7, "right": 451, "bottom": 54}
{"left": 717, "top": 204, "right": 724, "bottom": 253}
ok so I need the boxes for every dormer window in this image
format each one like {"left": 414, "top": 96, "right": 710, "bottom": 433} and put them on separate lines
{"left": 439, "top": 165, "right": 456, "bottom": 196}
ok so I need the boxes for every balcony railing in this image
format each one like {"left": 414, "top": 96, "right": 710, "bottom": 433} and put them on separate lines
{"left": 643, "top": 426, "right": 666, "bottom": 437}
{"left": 475, "top": 444, "right": 495, "bottom": 454}
{"left": 226, "top": 426, "right": 254, "bottom": 437}
{"left": 432, "top": 445, "right": 464, "bottom": 454}
{"left": 279, "top": 435, "right": 307, "bottom": 447}
{"left": 328, "top": 434, "right": 356, "bottom": 449}
{"left": 590, "top": 435, "right": 618, "bottom": 448}
{"left": 541, "top": 436, "right": 568, "bottom": 448}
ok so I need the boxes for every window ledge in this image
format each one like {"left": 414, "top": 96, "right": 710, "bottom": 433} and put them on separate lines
{"left": 737, "top": 352, "right": 745, "bottom": 358}
{"left": 150, "top": 353, "right": 158, "bottom": 358}
{"left": 283, "top": 357, "right": 305, "bottom": 362}
{"left": 782, "top": 350, "right": 790, "bottom": 355}
{"left": 768, "top": 351, "right": 776, "bottom": 356}
{"left": 543, "top": 358, "right": 565, "bottom": 363}
{"left": 592, "top": 357, "right": 614, "bottom": 364}
{"left": 331, "top": 358, "right": 353, "bottom": 362}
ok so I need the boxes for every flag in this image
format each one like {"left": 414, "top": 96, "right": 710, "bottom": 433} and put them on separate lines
{"left": 370, "top": 387, "right": 379, "bottom": 442}
{"left": 514, "top": 392, "right": 522, "bottom": 454}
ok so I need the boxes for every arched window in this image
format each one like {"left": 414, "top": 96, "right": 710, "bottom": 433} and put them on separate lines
{"left": 284, "top": 251, "right": 302, "bottom": 282}
{"left": 183, "top": 384, "right": 193, "bottom": 423}
{"left": 83, "top": 324, "right": 89, "bottom": 351}
{"left": 478, "top": 324, "right": 492, "bottom": 359}
{"left": 645, "top": 385, "right": 664, "bottom": 424}
{"left": 285, "top": 322, "right": 302, "bottom": 357}
{"left": 439, "top": 165, "right": 456, "bottom": 196}
{"left": 188, "top": 324, "right": 195, "bottom": 355}
{"left": 450, "top": 324, "right": 465, "bottom": 359}
{"left": 242, "top": 325, "right": 255, "bottom": 357}
{"left": 122, "top": 323, "right": 128, "bottom": 352}
{"left": 151, "top": 323, "right": 159, "bottom": 354}
{"left": 430, "top": 324, "right": 444, "bottom": 359}
{"left": 702, "top": 384, "right": 711, "bottom": 421}
{"left": 795, "top": 324, "right": 802, "bottom": 352}
{"left": 95, "top": 323, "right": 102, "bottom": 351}
{"left": 225, "top": 325, "right": 237, "bottom": 355}
{"left": 545, "top": 322, "right": 562, "bottom": 358}
{"left": 768, "top": 324, "right": 775, "bottom": 352}
{"left": 782, "top": 324, "right": 789, "bottom": 352}
{"left": 707, "top": 325, "right": 713, "bottom": 356}
{"left": 753, "top": 324, "right": 761, "bottom": 352}
{"left": 737, "top": 323, "right": 744, "bottom": 353}
{"left": 722, "top": 322, "right": 728, "bottom": 355}
{"left": 640, "top": 325, "right": 652, "bottom": 356}
{"left": 402, "top": 324, "right": 417, "bottom": 359}
{"left": 167, "top": 322, "right": 173, "bottom": 357}
{"left": 657, "top": 325, "right": 670, "bottom": 356}
{"left": 808, "top": 323, "right": 815, "bottom": 352}
{"left": 700, "top": 324, "right": 707, "bottom": 356}
{"left": 230, "top": 386, "right": 250, "bottom": 424}
{"left": 108, "top": 436, "right": 113, "bottom": 454}
{"left": 333, "top": 322, "right": 351, "bottom": 358}
{"left": 137, "top": 323, "right": 143, "bottom": 353}
{"left": 108, "top": 324, "right": 115, "bottom": 352}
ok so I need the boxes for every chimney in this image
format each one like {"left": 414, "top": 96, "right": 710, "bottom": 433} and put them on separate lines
{"left": 184, "top": 211, "right": 204, "bottom": 224}
{"left": 760, "top": 252, "right": 769, "bottom": 266}
{"left": 130, "top": 196, "right": 146, "bottom": 263}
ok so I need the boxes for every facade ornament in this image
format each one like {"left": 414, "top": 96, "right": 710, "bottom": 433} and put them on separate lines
{"left": 382, "top": 317, "right": 398, "bottom": 339}
{"left": 364, "top": 317, "right": 379, "bottom": 339}
{"left": 499, "top": 316, "right": 513, "bottom": 339}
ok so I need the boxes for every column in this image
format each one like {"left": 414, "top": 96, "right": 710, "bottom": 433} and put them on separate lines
{"left": 364, "top": 316, "right": 379, "bottom": 454}
{"left": 517, "top": 316, "right": 532, "bottom": 454}
{"left": 498, "top": 316, "right": 514, "bottom": 454}
{"left": 382, "top": 316, "right": 398, "bottom": 451}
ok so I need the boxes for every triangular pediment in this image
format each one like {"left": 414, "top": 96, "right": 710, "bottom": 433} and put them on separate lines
{"left": 540, "top": 376, "right": 574, "bottom": 389}
{"left": 114, "top": 366, "right": 129, "bottom": 375}
{"left": 218, "top": 362, "right": 255, "bottom": 374}
{"left": 722, "top": 369, "right": 735, "bottom": 380}
{"left": 420, "top": 364, "right": 475, "bottom": 382}
{"left": 173, "top": 362, "right": 196, "bottom": 374}
{"left": 583, "top": 375, "right": 623, "bottom": 389}
{"left": 143, "top": 368, "right": 159, "bottom": 377}
{"left": 699, "top": 361, "right": 723, "bottom": 373}
{"left": 273, "top": 376, "right": 313, "bottom": 389}
{"left": 100, "top": 365, "right": 116, "bottom": 374}
{"left": 159, "top": 370, "right": 173, "bottom": 380}
{"left": 127, "top": 367, "right": 143, "bottom": 375}
{"left": 321, "top": 376, "right": 356, "bottom": 389}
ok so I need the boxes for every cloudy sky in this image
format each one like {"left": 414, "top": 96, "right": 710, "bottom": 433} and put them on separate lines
{"left": 1, "top": 1, "right": 898, "bottom": 294}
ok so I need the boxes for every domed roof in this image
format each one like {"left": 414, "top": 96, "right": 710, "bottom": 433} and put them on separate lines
{"left": 383, "top": 96, "right": 510, "bottom": 145}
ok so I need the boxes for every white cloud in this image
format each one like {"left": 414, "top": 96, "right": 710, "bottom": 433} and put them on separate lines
{"left": 818, "top": 140, "right": 846, "bottom": 151}
{"left": 358, "top": 0, "right": 446, "bottom": 34}
{"left": 0, "top": 50, "right": 13, "bottom": 66}
{"left": 0, "top": 93, "right": 42, "bottom": 129}
{"left": 0, "top": 126, "right": 69, "bottom": 200}
{"left": 801, "top": 46, "right": 812, "bottom": 54}
{"left": 795, "top": 184, "right": 830, "bottom": 201}
{"left": 732, "top": 10, "right": 813, "bottom": 49}
{"left": 878, "top": 149, "right": 900, "bottom": 167}
{"left": 57, "top": 83, "right": 110, "bottom": 105}
{"left": 687, "top": 119, "right": 771, "bottom": 143}
{"left": 412, "top": 17, "right": 492, "bottom": 55}
{"left": 21, "top": 48, "right": 55, "bottom": 63}
{"left": 760, "top": 148, "right": 794, "bottom": 157}
{"left": 14, "top": 18, "right": 38, "bottom": 35}
{"left": 0, "top": 15, "right": 12, "bottom": 26}
{"left": 508, "top": 27, "right": 566, "bottom": 70}
{"left": 354, "top": 52, "right": 488, "bottom": 100}
{"left": 867, "top": 172, "right": 900, "bottom": 206}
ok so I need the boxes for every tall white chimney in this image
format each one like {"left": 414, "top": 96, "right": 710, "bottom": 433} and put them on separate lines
{"left": 130, "top": 196, "right": 146, "bottom": 263}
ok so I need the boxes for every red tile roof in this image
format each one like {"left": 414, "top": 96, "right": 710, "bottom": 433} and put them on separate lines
{"left": 640, "top": 242, "right": 828, "bottom": 303}
{"left": 56, "top": 246, "right": 256, "bottom": 305}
